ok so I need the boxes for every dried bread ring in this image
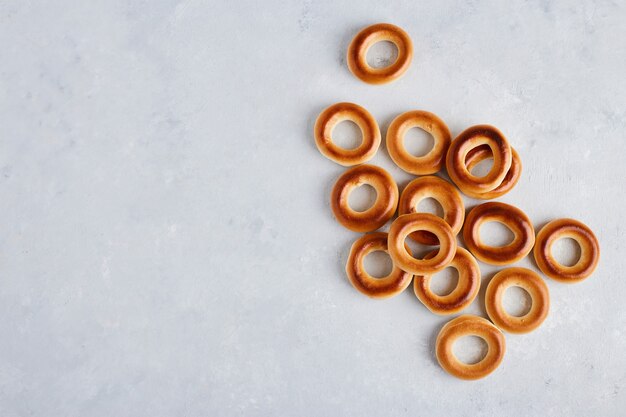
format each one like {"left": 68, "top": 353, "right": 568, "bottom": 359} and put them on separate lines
{"left": 347, "top": 23, "right": 413, "bottom": 85}
{"left": 386, "top": 111, "right": 451, "bottom": 175}
{"left": 398, "top": 176, "right": 464, "bottom": 245}
{"left": 485, "top": 267, "right": 549, "bottom": 334}
{"left": 346, "top": 232, "right": 413, "bottom": 298}
{"left": 314, "top": 102, "right": 381, "bottom": 166}
{"left": 331, "top": 165, "right": 398, "bottom": 232}
{"left": 462, "top": 145, "right": 522, "bottom": 200}
{"left": 463, "top": 202, "right": 535, "bottom": 265}
{"left": 414, "top": 247, "right": 481, "bottom": 315}
{"left": 446, "top": 125, "right": 512, "bottom": 194}
{"left": 436, "top": 315, "right": 506, "bottom": 380}
{"left": 388, "top": 213, "right": 456, "bottom": 275}
{"left": 534, "top": 219, "right": 600, "bottom": 283}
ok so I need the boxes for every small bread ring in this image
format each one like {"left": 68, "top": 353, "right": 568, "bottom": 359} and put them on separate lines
{"left": 446, "top": 125, "right": 513, "bottom": 194}
{"left": 386, "top": 111, "right": 451, "bottom": 175}
{"left": 534, "top": 219, "right": 600, "bottom": 283}
{"left": 462, "top": 145, "right": 522, "bottom": 200}
{"left": 388, "top": 213, "right": 456, "bottom": 275}
{"left": 347, "top": 23, "right": 413, "bottom": 85}
{"left": 485, "top": 268, "right": 550, "bottom": 334}
{"left": 436, "top": 315, "right": 506, "bottom": 380}
{"left": 463, "top": 202, "right": 535, "bottom": 265}
{"left": 331, "top": 165, "right": 398, "bottom": 232}
{"left": 414, "top": 247, "right": 481, "bottom": 315}
{"left": 346, "top": 232, "right": 413, "bottom": 299}
{"left": 314, "top": 102, "right": 381, "bottom": 166}
{"left": 398, "top": 176, "right": 464, "bottom": 245}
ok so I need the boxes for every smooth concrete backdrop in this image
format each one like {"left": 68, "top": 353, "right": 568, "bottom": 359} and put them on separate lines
{"left": 0, "top": 1, "right": 625, "bottom": 416}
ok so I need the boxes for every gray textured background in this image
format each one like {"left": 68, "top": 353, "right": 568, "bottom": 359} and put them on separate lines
{"left": 1, "top": 1, "right": 625, "bottom": 416}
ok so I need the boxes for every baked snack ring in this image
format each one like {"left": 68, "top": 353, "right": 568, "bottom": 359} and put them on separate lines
{"left": 386, "top": 111, "right": 451, "bottom": 175}
{"left": 534, "top": 219, "right": 600, "bottom": 283}
{"left": 398, "top": 176, "right": 464, "bottom": 245}
{"left": 347, "top": 23, "right": 413, "bottom": 85}
{"left": 314, "top": 102, "right": 381, "bottom": 166}
{"left": 346, "top": 232, "right": 413, "bottom": 298}
{"left": 462, "top": 145, "right": 522, "bottom": 200}
{"left": 414, "top": 247, "right": 481, "bottom": 315}
{"left": 485, "top": 268, "right": 549, "bottom": 334}
{"left": 388, "top": 213, "right": 456, "bottom": 275}
{"left": 436, "top": 315, "right": 506, "bottom": 380}
{"left": 463, "top": 202, "right": 535, "bottom": 265}
{"left": 331, "top": 165, "right": 398, "bottom": 232}
{"left": 446, "top": 125, "right": 512, "bottom": 194}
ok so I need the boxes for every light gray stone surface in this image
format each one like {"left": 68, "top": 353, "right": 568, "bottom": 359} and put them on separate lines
{"left": 0, "top": 1, "right": 625, "bottom": 416}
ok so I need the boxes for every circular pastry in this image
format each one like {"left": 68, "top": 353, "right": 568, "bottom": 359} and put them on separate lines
{"left": 463, "top": 202, "right": 535, "bottom": 265}
{"left": 314, "top": 102, "right": 381, "bottom": 166}
{"left": 331, "top": 165, "right": 398, "bottom": 232}
{"left": 446, "top": 125, "right": 513, "bottom": 194}
{"left": 398, "top": 176, "right": 464, "bottom": 245}
{"left": 485, "top": 268, "right": 549, "bottom": 333}
{"left": 462, "top": 145, "right": 522, "bottom": 200}
{"left": 388, "top": 213, "right": 456, "bottom": 275}
{"left": 386, "top": 111, "right": 451, "bottom": 175}
{"left": 346, "top": 232, "right": 413, "bottom": 298}
{"left": 534, "top": 218, "right": 600, "bottom": 283}
{"left": 436, "top": 315, "right": 506, "bottom": 380}
{"left": 347, "top": 23, "right": 413, "bottom": 85}
{"left": 414, "top": 247, "right": 481, "bottom": 315}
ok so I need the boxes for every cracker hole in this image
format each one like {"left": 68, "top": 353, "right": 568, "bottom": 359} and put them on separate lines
{"left": 551, "top": 237, "right": 581, "bottom": 267}
{"left": 416, "top": 197, "right": 444, "bottom": 218}
{"left": 332, "top": 120, "right": 362, "bottom": 150}
{"left": 403, "top": 127, "right": 434, "bottom": 157}
{"left": 480, "top": 221, "right": 515, "bottom": 247}
{"left": 429, "top": 267, "right": 459, "bottom": 296}
{"left": 348, "top": 184, "right": 377, "bottom": 212}
{"left": 453, "top": 336, "right": 488, "bottom": 365}
{"left": 366, "top": 40, "right": 398, "bottom": 68}
{"left": 469, "top": 158, "right": 494, "bottom": 177}
{"left": 503, "top": 286, "right": 532, "bottom": 317}
{"left": 363, "top": 250, "right": 393, "bottom": 278}
{"left": 404, "top": 237, "right": 439, "bottom": 260}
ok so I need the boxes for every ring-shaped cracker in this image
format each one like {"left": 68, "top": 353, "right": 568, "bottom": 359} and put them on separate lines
{"left": 463, "top": 202, "right": 535, "bottom": 265}
{"left": 388, "top": 213, "right": 456, "bottom": 275}
{"left": 347, "top": 23, "right": 413, "bottom": 85}
{"left": 331, "top": 165, "right": 398, "bottom": 232}
{"left": 346, "top": 232, "right": 413, "bottom": 298}
{"left": 446, "top": 125, "right": 512, "bottom": 194}
{"left": 436, "top": 315, "right": 506, "bottom": 380}
{"left": 414, "top": 248, "right": 481, "bottom": 315}
{"left": 398, "top": 176, "right": 464, "bottom": 245}
{"left": 533, "top": 219, "right": 600, "bottom": 283}
{"left": 314, "top": 102, "right": 381, "bottom": 166}
{"left": 386, "top": 111, "right": 451, "bottom": 175}
{"left": 485, "top": 267, "right": 549, "bottom": 333}
{"left": 462, "top": 145, "right": 522, "bottom": 200}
